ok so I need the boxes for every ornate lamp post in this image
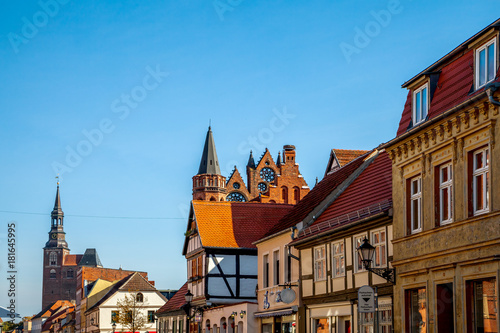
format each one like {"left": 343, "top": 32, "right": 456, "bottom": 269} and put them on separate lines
{"left": 112, "top": 323, "right": 116, "bottom": 333}
{"left": 184, "top": 290, "right": 194, "bottom": 333}
{"left": 357, "top": 238, "right": 395, "bottom": 284}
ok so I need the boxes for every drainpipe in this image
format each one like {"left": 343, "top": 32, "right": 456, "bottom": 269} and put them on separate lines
{"left": 485, "top": 82, "right": 500, "bottom": 107}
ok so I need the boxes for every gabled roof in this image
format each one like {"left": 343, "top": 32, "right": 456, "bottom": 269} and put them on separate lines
{"left": 325, "top": 149, "right": 369, "bottom": 176}
{"left": 185, "top": 201, "right": 294, "bottom": 251}
{"left": 295, "top": 151, "right": 392, "bottom": 242}
{"left": 156, "top": 282, "right": 188, "bottom": 315}
{"left": 396, "top": 19, "right": 500, "bottom": 137}
{"left": 261, "top": 151, "right": 371, "bottom": 239}
{"left": 78, "top": 248, "right": 102, "bottom": 267}
{"left": 33, "top": 301, "right": 74, "bottom": 320}
{"left": 197, "top": 126, "right": 221, "bottom": 175}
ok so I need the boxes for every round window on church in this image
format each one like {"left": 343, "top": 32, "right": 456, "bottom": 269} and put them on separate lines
{"left": 233, "top": 182, "right": 240, "bottom": 189}
{"left": 226, "top": 192, "right": 246, "bottom": 202}
{"left": 260, "top": 167, "right": 275, "bottom": 182}
{"left": 258, "top": 182, "right": 268, "bottom": 192}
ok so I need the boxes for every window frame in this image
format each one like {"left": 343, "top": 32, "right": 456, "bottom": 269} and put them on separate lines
{"left": 263, "top": 253, "right": 269, "bottom": 288}
{"left": 353, "top": 233, "right": 368, "bottom": 273}
{"left": 313, "top": 246, "right": 327, "bottom": 281}
{"left": 331, "top": 240, "right": 345, "bottom": 278}
{"left": 49, "top": 252, "right": 57, "bottom": 266}
{"left": 284, "top": 247, "right": 292, "bottom": 283}
{"left": 412, "top": 83, "right": 429, "bottom": 126}
{"left": 371, "top": 228, "right": 387, "bottom": 268}
{"left": 438, "top": 162, "right": 453, "bottom": 225}
{"left": 472, "top": 147, "right": 490, "bottom": 215}
{"left": 475, "top": 37, "right": 497, "bottom": 89}
{"left": 273, "top": 249, "right": 280, "bottom": 286}
{"left": 409, "top": 176, "right": 422, "bottom": 234}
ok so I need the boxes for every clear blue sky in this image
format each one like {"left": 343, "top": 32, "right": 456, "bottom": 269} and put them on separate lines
{"left": 0, "top": 0, "right": 497, "bottom": 317}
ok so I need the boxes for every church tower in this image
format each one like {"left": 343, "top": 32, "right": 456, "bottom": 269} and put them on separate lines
{"left": 192, "top": 127, "right": 227, "bottom": 201}
{"left": 42, "top": 182, "right": 71, "bottom": 308}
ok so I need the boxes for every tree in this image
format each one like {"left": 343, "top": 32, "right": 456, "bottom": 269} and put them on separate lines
{"left": 115, "top": 292, "right": 148, "bottom": 333}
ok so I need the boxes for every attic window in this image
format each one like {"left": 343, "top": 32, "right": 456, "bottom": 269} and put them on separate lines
{"left": 413, "top": 83, "right": 429, "bottom": 126}
{"left": 475, "top": 38, "right": 497, "bottom": 89}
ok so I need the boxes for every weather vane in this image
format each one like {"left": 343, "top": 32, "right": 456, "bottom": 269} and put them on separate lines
{"left": 55, "top": 174, "right": 60, "bottom": 186}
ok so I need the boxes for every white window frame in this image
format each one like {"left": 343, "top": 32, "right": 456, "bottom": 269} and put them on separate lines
{"left": 332, "top": 240, "right": 345, "bottom": 278}
{"left": 371, "top": 228, "right": 387, "bottom": 268}
{"left": 273, "top": 249, "right": 280, "bottom": 286}
{"left": 314, "top": 246, "right": 327, "bottom": 281}
{"left": 410, "top": 176, "right": 422, "bottom": 234}
{"left": 413, "top": 83, "right": 429, "bottom": 125}
{"left": 49, "top": 252, "right": 57, "bottom": 266}
{"left": 475, "top": 38, "right": 497, "bottom": 89}
{"left": 473, "top": 147, "right": 490, "bottom": 215}
{"left": 354, "top": 233, "right": 368, "bottom": 273}
{"left": 439, "top": 163, "right": 453, "bottom": 225}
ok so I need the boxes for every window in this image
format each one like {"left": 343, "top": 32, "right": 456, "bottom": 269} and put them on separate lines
{"left": 49, "top": 252, "right": 57, "bottom": 266}
{"left": 148, "top": 311, "right": 155, "bottom": 323}
{"left": 284, "top": 248, "right": 292, "bottom": 283}
{"left": 379, "top": 308, "right": 393, "bottom": 333}
{"left": 50, "top": 269, "right": 56, "bottom": 279}
{"left": 173, "top": 320, "right": 177, "bottom": 333}
{"left": 476, "top": 38, "right": 497, "bottom": 89}
{"left": 314, "top": 246, "right": 326, "bottom": 281}
{"left": 437, "top": 163, "right": 453, "bottom": 225}
{"left": 360, "top": 312, "right": 374, "bottom": 333}
{"left": 332, "top": 241, "right": 345, "bottom": 278}
{"left": 273, "top": 250, "right": 280, "bottom": 286}
{"left": 111, "top": 311, "right": 118, "bottom": 323}
{"left": 436, "top": 283, "right": 454, "bottom": 333}
{"left": 405, "top": 287, "right": 427, "bottom": 333}
{"left": 313, "top": 318, "right": 329, "bottom": 333}
{"left": 413, "top": 84, "right": 429, "bottom": 125}
{"left": 466, "top": 278, "right": 497, "bottom": 333}
{"left": 354, "top": 235, "right": 367, "bottom": 273}
{"left": 136, "top": 292, "right": 144, "bottom": 302}
{"left": 293, "top": 187, "right": 300, "bottom": 204}
{"left": 263, "top": 254, "right": 269, "bottom": 288}
{"left": 408, "top": 176, "right": 422, "bottom": 234}
{"left": 472, "top": 148, "right": 489, "bottom": 215}
{"left": 371, "top": 229, "right": 387, "bottom": 268}
{"left": 66, "top": 269, "right": 74, "bottom": 278}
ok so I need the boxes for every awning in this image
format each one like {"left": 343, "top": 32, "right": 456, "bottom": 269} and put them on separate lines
{"left": 254, "top": 308, "right": 295, "bottom": 318}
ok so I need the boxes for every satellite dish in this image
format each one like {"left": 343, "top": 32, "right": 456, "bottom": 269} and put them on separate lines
{"left": 280, "top": 288, "right": 296, "bottom": 304}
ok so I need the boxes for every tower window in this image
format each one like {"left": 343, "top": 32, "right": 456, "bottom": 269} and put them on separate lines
{"left": 136, "top": 293, "right": 144, "bottom": 302}
{"left": 50, "top": 269, "right": 56, "bottom": 279}
{"left": 49, "top": 252, "right": 57, "bottom": 266}
{"left": 67, "top": 269, "right": 74, "bottom": 278}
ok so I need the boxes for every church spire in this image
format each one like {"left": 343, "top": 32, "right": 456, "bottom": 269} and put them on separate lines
{"left": 276, "top": 151, "right": 282, "bottom": 167}
{"left": 45, "top": 181, "right": 68, "bottom": 249}
{"left": 247, "top": 150, "right": 256, "bottom": 169}
{"left": 197, "top": 126, "right": 221, "bottom": 175}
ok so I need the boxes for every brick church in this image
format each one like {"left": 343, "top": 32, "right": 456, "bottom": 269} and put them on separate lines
{"left": 192, "top": 126, "right": 310, "bottom": 203}
{"left": 42, "top": 183, "right": 102, "bottom": 309}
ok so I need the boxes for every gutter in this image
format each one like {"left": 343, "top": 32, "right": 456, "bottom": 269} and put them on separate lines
{"left": 485, "top": 82, "right": 500, "bottom": 107}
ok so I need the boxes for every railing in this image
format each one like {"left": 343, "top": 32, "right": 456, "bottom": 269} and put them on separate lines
{"left": 299, "top": 199, "right": 392, "bottom": 237}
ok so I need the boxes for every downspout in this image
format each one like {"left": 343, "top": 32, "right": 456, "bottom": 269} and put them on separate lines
{"left": 485, "top": 82, "right": 500, "bottom": 106}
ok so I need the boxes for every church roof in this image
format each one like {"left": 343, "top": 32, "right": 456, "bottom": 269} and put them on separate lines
{"left": 78, "top": 248, "right": 102, "bottom": 267}
{"left": 63, "top": 254, "right": 83, "bottom": 266}
{"left": 51, "top": 185, "right": 63, "bottom": 217}
{"left": 197, "top": 126, "right": 221, "bottom": 175}
{"left": 189, "top": 201, "right": 294, "bottom": 250}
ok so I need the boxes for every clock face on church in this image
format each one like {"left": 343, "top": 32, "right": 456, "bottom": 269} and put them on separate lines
{"left": 51, "top": 233, "right": 57, "bottom": 239}
{"left": 260, "top": 167, "right": 275, "bottom": 182}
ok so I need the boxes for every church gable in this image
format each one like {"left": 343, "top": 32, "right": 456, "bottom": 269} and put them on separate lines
{"left": 225, "top": 167, "right": 250, "bottom": 202}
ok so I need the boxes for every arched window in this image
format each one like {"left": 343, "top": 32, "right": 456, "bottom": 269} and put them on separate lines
{"left": 281, "top": 186, "right": 288, "bottom": 204}
{"left": 67, "top": 269, "right": 74, "bottom": 278}
{"left": 293, "top": 187, "right": 300, "bottom": 204}
{"left": 49, "top": 252, "right": 57, "bottom": 266}
{"left": 210, "top": 197, "right": 216, "bottom": 201}
{"left": 136, "top": 292, "right": 144, "bottom": 302}
{"left": 50, "top": 269, "right": 56, "bottom": 279}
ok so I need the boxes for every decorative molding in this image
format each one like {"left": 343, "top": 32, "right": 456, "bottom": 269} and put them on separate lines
{"left": 462, "top": 111, "right": 470, "bottom": 129}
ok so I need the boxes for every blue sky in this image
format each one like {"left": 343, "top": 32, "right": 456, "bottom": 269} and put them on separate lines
{"left": 0, "top": 0, "right": 497, "bottom": 317}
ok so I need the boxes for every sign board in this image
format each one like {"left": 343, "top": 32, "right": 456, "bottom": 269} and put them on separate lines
{"left": 280, "top": 288, "right": 296, "bottom": 304}
{"left": 195, "top": 313, "right": 202, "bottom": 322}
{"left": 358, "top": 285, "right": 375, "bottom": 313}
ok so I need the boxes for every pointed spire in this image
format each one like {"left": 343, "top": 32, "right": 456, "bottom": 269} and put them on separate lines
{"left": 52, "top": 182, "right": 63, "bottom": 217}
{"left": 277, "top": 151, "right": 282, "bottom": 167}
{"left": 197, "top": 126, "right": 221, "bottom": 175}
{"left": 247, "top": 150, "right": 256, "bottom": 169}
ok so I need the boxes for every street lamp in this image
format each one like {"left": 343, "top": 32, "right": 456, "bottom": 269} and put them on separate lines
{"left": 357, "top": 238, "right": 395, "bottom": 284}
{"left": 112, "top": 322, "right": 116, "bottom": 333}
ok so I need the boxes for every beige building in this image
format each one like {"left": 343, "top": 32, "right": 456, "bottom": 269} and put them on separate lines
{"left": 385, "top": 18, "right": 500, "bottom": 333}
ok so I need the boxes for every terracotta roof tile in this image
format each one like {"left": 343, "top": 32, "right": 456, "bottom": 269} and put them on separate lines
{"left": 263, "top": 152, "right": 370, "bottom": 237}
{"left": 156, "top": 282, "right": 188, "bottom": 314}
{"left": 333, "top": 149, "right": 369, "bottom": 167}
{"left": 63, "top": 254, "right": 83, "bottom": 266}
{"left": 192, "top": 201, "right": 294, "bottom": 249}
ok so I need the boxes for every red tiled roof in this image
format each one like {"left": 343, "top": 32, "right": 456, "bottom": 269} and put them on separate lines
{"left": 294, "top": 151, "right": 392, "bottom": 241}
{"left": 397, "top": 35, "right": 500, "bottom": 137}
{"left": 262, "top": 152, "right": 370, "bottom": 238}
{"left": 156, "top": 282, "right": 188, "bottom": 314}
{"left": 333, "top": 149, "right": 369, "bottom": 167}
{"left": 63, "top": 254, "right": 83, "bottom": 266}
{"left": 192, "top": 201, "right": 294, "bottom": 249}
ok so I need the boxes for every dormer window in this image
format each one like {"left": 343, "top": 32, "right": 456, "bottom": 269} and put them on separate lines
{"left": 476, "top": 38, "right": 496, "bottom": 89}
{"left": 413, "top": 84, "right": 429, "bottom": 125}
